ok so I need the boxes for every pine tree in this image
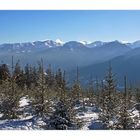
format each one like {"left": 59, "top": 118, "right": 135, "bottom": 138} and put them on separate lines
{"left": 13, "top": 60, "right": 21, "bottom": 76}
{"left": 98, "top": 80, "right": 105, "bottom": 111}
{"left": 71, "top": 67, "right": 82, "bottom": 106}
{"left": 46, "top": 98, "right": 79, "bottom": 130}
{"left": 87, "top": 75, "right": 95, "bottom": 106}
{"left": 0, "top": 63, "right": 10, "bottom": 83}
{"left": 0, "top": 57, "right": 21, "bottom": 119}
{"left": 115, "top": 76, "right": 134, "bottom": 129}
{"left": 44, "top": 67, "right": 80, "bottom": 130}
{"left": 24, "top": 64, "right": 31, "bottom": 88}
{"left": 95, "top": 77, "right": 100, "bottom": 106}
{"left": 62, "top": 71, "right": 69, "bottom": 100}
{"left": 55, "top": 68, "right": 64, "bottom": 89}
{"left": 46, "top": 64, "right": 54, "bottom": 88}
{"left": 0, "top": 79, "right": 21, "bottom": 119}
{"left": 31, "top": 59, "right": 52, "bottom": 118}
{"left": 129, "top": 84, "right": 140, "bottom": 129}
{"left": 99, "top": 64, "right": 117, "bottom": 129}
{"left": 13, "top": 60, "right": 26, "bottom": 88}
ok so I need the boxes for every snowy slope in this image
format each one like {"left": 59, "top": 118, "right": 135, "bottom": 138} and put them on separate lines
{"left": 0, "top": 96, "right": 45, "bottom": 130}
{"left": 0, "top": 96, "right": 139, "bottom": 130}
{"left": 0, "top": 96, "right": 102, "bottom": 130}
{"left": 76, "top": 106, "right": 103, "bottom": 130}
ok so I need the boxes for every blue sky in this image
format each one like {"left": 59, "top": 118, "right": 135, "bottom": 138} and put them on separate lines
{"left": 0, "top": 10, "right": 140, "bottom": 43}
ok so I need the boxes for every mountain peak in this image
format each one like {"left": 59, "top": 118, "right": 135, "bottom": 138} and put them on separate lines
{"left": 86, "top": 41, "right": 105, "bottom": 48}
{"left": 78, "top": 41, "right": 91, "bottom": 45}
{"left": 63, "top": 41, "right": 86, "bottom": 49}
{"left": 55, "top": 39, "right": 64, "bottom": 45}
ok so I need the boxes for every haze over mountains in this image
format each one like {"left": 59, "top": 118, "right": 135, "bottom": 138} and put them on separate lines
{"left": 0, "top": 39, "right": 140, "bottom": 85}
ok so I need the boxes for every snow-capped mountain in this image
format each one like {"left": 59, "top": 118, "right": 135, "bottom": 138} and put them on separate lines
{"left": 33, "top": 40, "right": 62, "bottom": 48}
{"left": 126, "top": 40, "right": 140, "bottom": 49}
{"left": 78, "top": 41, "right": 91, "bottom": 45}
{"left": 55, "top": 39, "right": 65, "bottom": 45}
{"left": 1, "top": 39, "right": 140, "bottom": 53}
{"left": 0, "top": 39, "right": 132, "bottom": 69}
{"left": 0, "top": 39, "right": 63, "bottom": 53}
{"left": 1, "top": 38, "right": 140, "bottom": 85}
{"left": 86, "top": 41, "right": 106, "bottom": 48}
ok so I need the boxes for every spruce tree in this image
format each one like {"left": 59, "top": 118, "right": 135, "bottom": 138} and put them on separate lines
{"left": 99, "top": 64, "right": 117, "bottom": 129}
{"left": 46, "top": 64, "right": 54, "bottom": 88}
{"left": 44, "top": 67, "right": 80, "bottom": 130}
{"left": 0, "top": 63, "right": 10, "bottom": 83}
{"left": 71, "top": 67, "right": 82, "bottom": 106}
{"left": 24, "top": 64, "right": 31, "bottom": 88}
{"left": 31, "top": 59, "right": 52, "bottom": 118}
{"left": 87, "top": 75, "right": 95, "bottom": 106}
{"left": 0, "top": 57, "right": 21, "bottom": 119}
{"left": 115, "top": 76, "right": 134, "bottom": 129}
{"left": 95, "top": 77, "right": 100, "bottom": 106}
{"left": 130, "top": 85, "right": 140, "bottom": 129}
{"left": 13, "top": 61, "right": 26, "bottom": 88}
{"left": 47, "top": 98, "right": 79, "bottom": 130}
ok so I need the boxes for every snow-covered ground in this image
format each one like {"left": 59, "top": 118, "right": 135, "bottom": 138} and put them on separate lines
{"left": 0, "top": 96, "right": 46, "bottom": 130}
{"left": 19, "top": 96, "right": 30, "bottom": 107}
{"left": 0, "top": 117, "right": 46, "bottom": 130}
{"left": 0, "top": 96, "right": 102, "bottom": 130}
{"left": 0, "top": 96, "right": 139, "bottom": 130}
{"left": 79, "top": 112, "right": 99, "bottom": 130}
{"left": 76, "top": 106, "right": 103, "bottom": 130}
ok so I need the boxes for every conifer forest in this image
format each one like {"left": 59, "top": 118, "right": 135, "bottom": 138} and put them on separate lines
{"left": 0, "top": 56, "right": 139, "bottom": 130}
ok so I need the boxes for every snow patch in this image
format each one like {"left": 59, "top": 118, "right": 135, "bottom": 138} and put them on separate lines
{"left": 79, "top": 41, "right": 91, "bottom": 45}
{"left": 45, "top": 42, "right": 52, "bottom": 48}
{"left": 121, "top": 40, "right": 129, "bottom": 44}
{"left": 19, "top": 96, "right": 29, "bottom": 107}
{"left": 55, "top": 39, "right": 64, "bottom": 45}
{"left": 77, "top": 106, "right": 99, "bottom": 130}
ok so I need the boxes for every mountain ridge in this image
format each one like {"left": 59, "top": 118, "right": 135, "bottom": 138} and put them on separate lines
{"left": 0, "top": 39, "right": 140, "bottom": 85}
{"left": 1, "top": 39, "right": 140, "bottom": 50}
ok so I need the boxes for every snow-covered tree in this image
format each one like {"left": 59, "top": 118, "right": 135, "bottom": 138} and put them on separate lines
{"left": 115, "top": 76, "right": 134, "bottom": 129}
{"left": 99, "top": 64, "right": 118, "bottom": 129}
{"left": 46, "top": 99, "right": 79, "bottom": 130}
{"left": 0, "top": 79, "right": 22, "bottom": 119}
{"left": 31, "top": 59, "right": 52, "bottom": 118}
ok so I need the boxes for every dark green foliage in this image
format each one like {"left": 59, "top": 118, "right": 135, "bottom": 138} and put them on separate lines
{"left": 71, "top": 67, "right": 83, "bottom": 106}
{"left": 0, "top": 64, "right": 10, "bottom": 83}
{"left": 115, "top": 76, "right": 134, "bottom": 129}
{"left": 46, "top": 99, "right": 79, "bottom": 130}
{"left": 13, "top": 61, "right": 26, "bottom": 88}
{"left": 46, "top": 64, "right": 55, "bottom": 88}
{"left": 0, "top": 79, "right": 21, "bottom": 119}
{"left": 31, "top": 59, "right": 51, "bottom": 117}
{"left": 99, "top": 64, "right": 118, "bottom": 129}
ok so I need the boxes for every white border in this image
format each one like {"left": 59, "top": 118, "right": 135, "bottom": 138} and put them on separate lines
{"left": 0, "top": 0, "right": 140, "bottom": 140}
{"left": 0, "top": 0, "right": 140, "bottom": 10}
{"left": 0, "top": 130, "right": 139, "bottom": 140}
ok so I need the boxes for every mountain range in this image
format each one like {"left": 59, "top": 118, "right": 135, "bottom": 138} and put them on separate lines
{"left": 0, "top": 39, "right": 140, "bottom": 85}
